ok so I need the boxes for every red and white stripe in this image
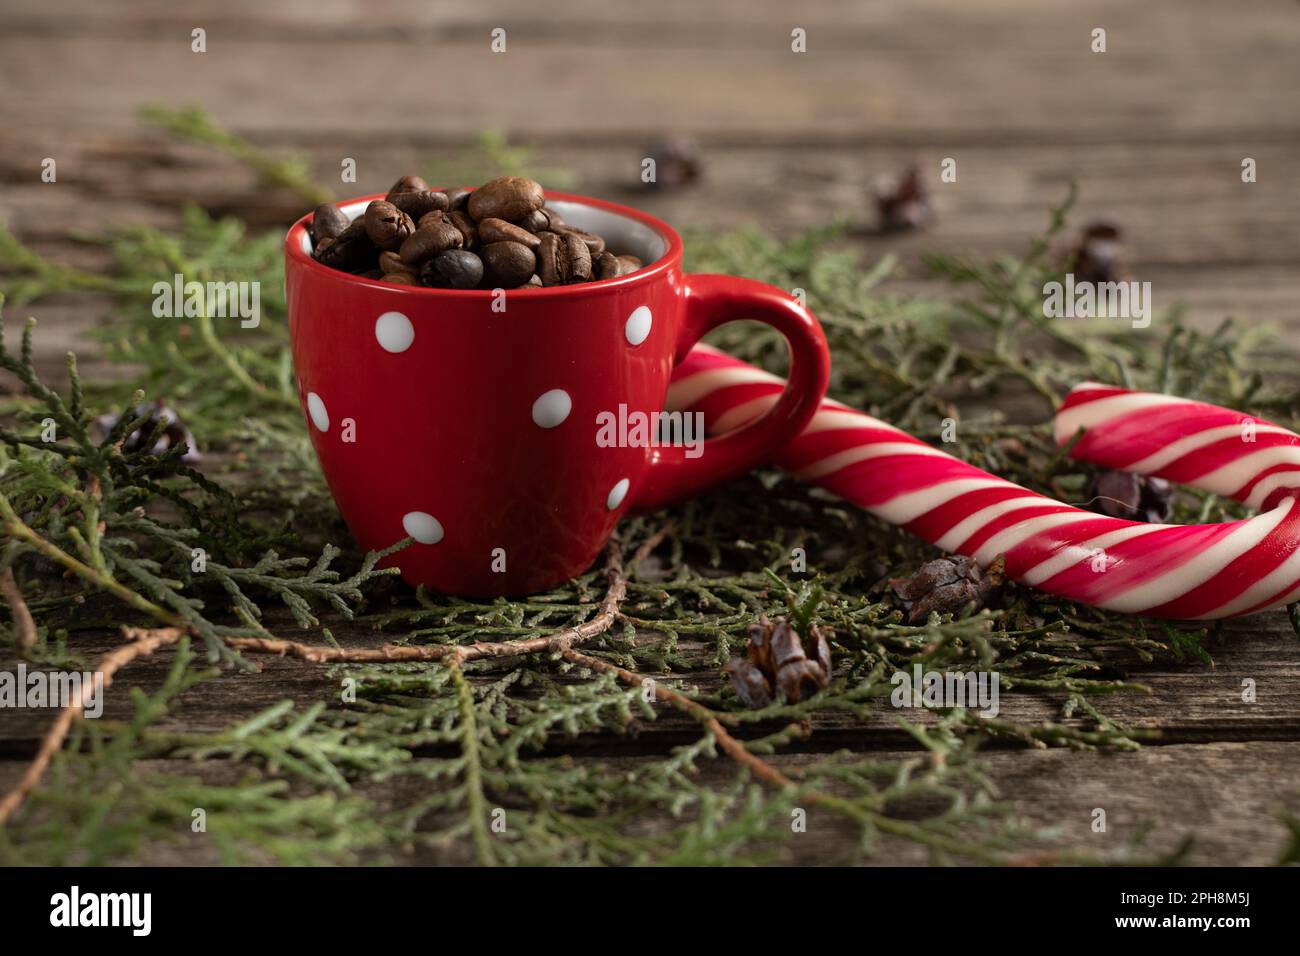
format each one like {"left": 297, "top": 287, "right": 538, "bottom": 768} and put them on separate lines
{"left": 668, "top": 345, "right": 1300, "bottom": 620}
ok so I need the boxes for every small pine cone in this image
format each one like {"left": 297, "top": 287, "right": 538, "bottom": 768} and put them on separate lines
{"left": 875, "top": 165, "right": 931, "bottom": 232}
{"left": 775, "top": 659, "right": 827, "bottom": 704}
{"left": 890, "top": 555, "right": 1004, "bottom": 625}
{"left": 723, "top": 658, "right": 773, "bottom": 709}
{"left": 642, "top": 137, "right": 701, "bottom": 190}
{"left": 1068, "top": 221, "right": 1127, "bottom": 286}
{"left": 723, "top": 615, "right": 832, "bottom": 708}
{"left": 94, "top": 401, "right": 201, "bottom": 463}
{"left": 1087, "top": 469, "right": 1171, "bottom": 523}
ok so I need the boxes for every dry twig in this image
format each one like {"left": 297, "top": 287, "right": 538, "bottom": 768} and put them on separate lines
{"left": 0, "top": 626, "right": 183, "bottom": 825}
{"left": 225, "top": 527, "right": 670, "bottom": 666}
{"left": 0, "top": 566, "right": 38, "bottom": 650}
{"left": 0, "top": 527, "right": 672, "bottom": 825}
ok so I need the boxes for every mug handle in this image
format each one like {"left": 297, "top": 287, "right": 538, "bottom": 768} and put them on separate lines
{"left": 629, "top": 273, "right": 831, "bottom": 511}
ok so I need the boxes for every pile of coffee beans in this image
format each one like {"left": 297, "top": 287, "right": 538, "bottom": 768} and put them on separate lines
{"left": 309, "top": 175, "right": 645, "bottom": 289}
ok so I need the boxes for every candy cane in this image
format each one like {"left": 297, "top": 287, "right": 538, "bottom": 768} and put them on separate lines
{"left": 668, "top": 345, "right": 1300, "bottom": 620}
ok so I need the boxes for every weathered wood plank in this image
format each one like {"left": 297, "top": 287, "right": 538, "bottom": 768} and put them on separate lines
{"left": 3, "top": 137, "right": 1295, "bottom": 267}
{"left": 1, "top": 1, "right": 1298, "bottom": 140}
{"left": 3, "top": 609, "right": 1296, "bottom": 750}
{"left": 1, "top": 742, "right": 1294, "bottom": 864}
{"left": 2, "top": 135, "right": 1297, "bottom": 395}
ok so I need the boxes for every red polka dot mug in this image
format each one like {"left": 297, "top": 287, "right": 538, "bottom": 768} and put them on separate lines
{"left": 285, "top": 191, "right": 830, "bottom": 595}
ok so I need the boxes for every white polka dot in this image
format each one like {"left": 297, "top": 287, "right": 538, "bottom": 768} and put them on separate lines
{"left": 375, "top": 311, "right": 415, "bottom": 353}
{"left": 306, "top": 392, "right": 329, "bottom": 432}
{"left": 402, "top": 511, "right": 444, "bottom": 545}
{"left": 532, "top": 389, "right": 572, "bottom": 429}
{"left": 606, "top": 478, "right": 630, "bottom": 510}
{"left": 625, "top": 306, "right": 652, "bottom": 346}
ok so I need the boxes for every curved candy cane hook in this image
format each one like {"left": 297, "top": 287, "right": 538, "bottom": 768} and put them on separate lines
{"left": 668, "top": 345, "right": 1300, "bottom": 620}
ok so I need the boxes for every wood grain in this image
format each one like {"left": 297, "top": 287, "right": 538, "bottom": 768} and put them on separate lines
{"left": 1, "top": 743, "right": 1294, "bottom": 865}
{"left": 2, "top": 1, "right": 1298, "bottom": 140}
{"left": 2, "top": 614, "right": 1297, "bottom": 751}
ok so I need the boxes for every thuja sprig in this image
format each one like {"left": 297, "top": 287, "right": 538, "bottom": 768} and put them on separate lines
{"left": 0, "top": 300, "right": 404, "bottom": 666}
{"left": 0, "top": 637, "right": 389, "bottom": 866}
{"left": 0, "top": 226, "right": 146, "bottom": 307}
{"left": 421, "top": 129, "right": 577, "bottom": 191}
{"left": 138, "top": 105, "right": 333, "bottom": 207}
{"left": 147, "top": 699, "right": 412, "bottom": 790}
{"left": 108, "top": 512, "right": 406, "bottom": 629}
{"left": 1, "top": 209, "right": 299, "bottom": 443}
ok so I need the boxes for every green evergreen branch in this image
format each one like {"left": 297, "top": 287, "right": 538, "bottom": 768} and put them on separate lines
{"left": 0, "top": 492, "right": 183, "bottom": 630}
{"left": 449, "top": 660, "right": 496, "bottom": 866}
{"left": 421, "top": 130, "right": 576, "bottom": 190}
{"left": 139, "top": 105, "right": 333, "bottom": 207}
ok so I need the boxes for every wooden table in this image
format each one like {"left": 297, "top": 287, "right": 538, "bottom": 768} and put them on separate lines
{"left": 2, "top": 0, "right": 1298, "bottom": 864}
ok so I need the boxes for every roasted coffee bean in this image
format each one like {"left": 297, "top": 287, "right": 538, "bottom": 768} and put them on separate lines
{"left": 516, "top": 209, "right": 548, "bottom": 233}
{"left": 557, "top": 225, "right": 605, "bottom": 257}
{"left": 443, "top": 187, "right": 471, "bottom": 212}
{"left": 379, "top": 251, "right": 407, "bottom": 274}
{"left": 535, "top": 234, "right": 562, "bottom": 284}
{"left": 516, "top": 207, "right": 563, "bottom": 233}
{"left": 594, "top": 252, "right": 640, "bottom": 280}
{"left": 537, "top": 232, "right": 592, "bottom": 286}
{"left": 310, "top": 203, "right": 349, "bottom": 246}
{"left": 467, "top": 176, "right": 545, "bottom": 223}
{"left": 364, "top": 200, "right": 416, "bottom": 252}
{"left": 379, "top": 251, "right": 420, "bottom": 284}
{"left": 314, "top": 218, "right": 376, "bottom": 272}
{"left": 389, "top": 188, "right": 450, "bottom": 221}
{"left": 399, "top": 220, "right": 464, "bottom": 266}
{"left": 594, "top": 252, "right": 620, "bottom": 280}
{"left": 421, "top": 249, "right": 485, "bottom": 290}
{"left": 478, "top": 217, "right": 541, "bottom": 249}
{"left": 308, "top": 174, "right": 642, "bottom": 287}
{"left": 385, "top": 174, "right": 430, "bottom": 200}
{"left": 447, "top": 210, "right": 478, "bottom": 250}
{"left": 480, "top": 241, "right": 537, "bottom": 288}
{"left": 566, "top": 234, "right": 594, "bottom": 281}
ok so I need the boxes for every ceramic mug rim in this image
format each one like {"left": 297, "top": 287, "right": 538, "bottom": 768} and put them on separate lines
{"left": 284, "top": 189, "right": 686, "bottom": 302}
